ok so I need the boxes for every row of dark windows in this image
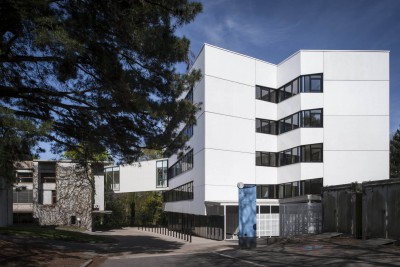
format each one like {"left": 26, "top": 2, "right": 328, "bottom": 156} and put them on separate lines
{"left": 256, "top": 108, "right": 323, "bottom": 135}
{"left": 168, "top": 150, "right": 193, "bottom": 179}
{"left": 163, "top": 181, "right": 193, "bottom": 202}
{"left": 256, "top": 143, "right": 323, "bottom": 167}
{"left": 256, "top": 73, "right": 323, "bottom": 103}
{"left": 257, "top": 178, "right": 323, "bottom": 199}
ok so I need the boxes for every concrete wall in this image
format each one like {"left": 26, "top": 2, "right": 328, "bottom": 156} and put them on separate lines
{"left": 322, "top": 179, "right": 400, "bottom": 240}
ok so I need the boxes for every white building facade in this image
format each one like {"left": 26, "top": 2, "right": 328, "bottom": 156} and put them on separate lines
{"left": 162, "top": 44, "right": 389, "bottom": 240}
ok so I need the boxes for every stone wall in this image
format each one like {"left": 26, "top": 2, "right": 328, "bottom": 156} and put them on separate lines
{"left": 33, "top": 162, "right": 94, "bottom": 230}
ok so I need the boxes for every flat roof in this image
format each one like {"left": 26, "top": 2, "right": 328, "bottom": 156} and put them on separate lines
{"left": 194, "top": 43, "right": 389, "bottom": 67}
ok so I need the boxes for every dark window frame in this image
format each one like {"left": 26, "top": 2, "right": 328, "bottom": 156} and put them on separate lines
{"left": 256, "top": 73, "right": 323, "bottom": 104}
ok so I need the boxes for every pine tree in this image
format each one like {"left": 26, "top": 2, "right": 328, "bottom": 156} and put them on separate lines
{"left": 390, "top": 128, "right": 400, "bottom": 178}
{"left": 0, "top": 0, "right": 202, "bottom": 164}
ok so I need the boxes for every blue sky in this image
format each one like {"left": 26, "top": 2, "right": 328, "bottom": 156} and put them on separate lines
{"left": 177, "top": 0, "right": 400, "bottom": 134}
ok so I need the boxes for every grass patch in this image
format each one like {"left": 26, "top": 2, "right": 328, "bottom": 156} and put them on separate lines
{"left": 0, "top": 225, "right": 113, "bottom": 243}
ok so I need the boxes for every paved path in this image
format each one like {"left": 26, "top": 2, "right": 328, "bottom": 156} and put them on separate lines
{"left": 93, "top": 227, "right": 235, "bottom": 262}
{"left": 96, "top": 228, "right": 400, "bottom": 267}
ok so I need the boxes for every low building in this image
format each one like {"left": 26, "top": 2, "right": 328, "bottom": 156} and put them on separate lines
{"left": 13, "top": 160, "right": 108, "bottom": 230}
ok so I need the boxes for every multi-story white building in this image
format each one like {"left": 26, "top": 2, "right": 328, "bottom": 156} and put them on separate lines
{"left": 162, "top": 44, "right": 389, "bottom": 240}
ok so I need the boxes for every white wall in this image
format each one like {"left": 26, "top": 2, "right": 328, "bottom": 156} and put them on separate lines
{"left": 323, "top": 51, "right": 389, "bottom": 185}
{"left": 117, "top": 159, "right": 167, "bottom": 193}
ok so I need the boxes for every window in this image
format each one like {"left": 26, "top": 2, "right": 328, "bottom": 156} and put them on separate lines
{"left": 301, "top": 109, "right": 323, "bottom": 128}
{"left": 16, "top": 172, "right": 33, "bottom": 183}
{"left": 156, "top": 160, "right": 168, "bottom": 188}
{"left": 13, "top": 189, "right": 33, "bottom": 203}
{"left": 257, "top": 178, "right": 323, "bottom": 199}
{"left": 256, "top": 152, "right": 277, "bottom": 167}
{"left": 310, "top": 74, "right": 323, "bottom": 92}
{"left": 41, "top": 173, "right": 56, "bottom": 183}
{"left": 182, "top": 124, "right": 193, "bottom": 139}
{"left": 163, "top": 181, "right": 193, "bottom": 202}
{"left": 258, "top": 109, "right": 323, "bottom": 136}
{"left": 256, "top": 143, "right": 323, "bottom": 167}
{"left": 104, "top": 166, "right": 120, "bottom": 191}
{"left": 168, "top": 150, "right": 193, "bottom": 179}
{"left": 256, "top": 86, "right": 278, "bottom": 103}
{"left": 185, "top": 89, "right": 193, "bottom": 102}
{"left": 51, "top": 190, "right": 57, "bottom": 205}
{"left": 256, "top": 119, "right": 277, "bottom": 135}
{"left": 256, "top": 74, "right": 322, "bottom": 103}
{"left": 301, "top": 143, "right": 323, "bottom": 162}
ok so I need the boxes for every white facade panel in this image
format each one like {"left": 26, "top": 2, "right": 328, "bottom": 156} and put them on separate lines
{"left": 324, "top": 51, "right": 389, "bottom": 81}
{"left": 300, "top": 93, "right": 324, "bottom": 111}
{"left": 300, "top": 51, "right": 324, "bottom": 75}
{"left": 300, "top": 163, "right": 324, "bottom": 181}
{"left": 205, "top": 112, "right": 254, "bottom": 153}
{"left": 277, "top": 52, "right": 300, "bottom": 87}
{"left": 255, "top": 60, "right": 277, "bottom": 88}
{"left": 204, "top": 76, "right": 254, "bottom": 119}
{"left": 256, "top": 133, "right": 278, "bottom": 152}
{"left": 300, "top": 128, "right": 324, "bottom": 147}
{"left": 324, "top": 151, "right": 389, "bottom": 186}
{"left": 205, "top": 185, "right": 238, "bottom": 203}
{"left": 324, "top": 116, "right": 389, "bottom": 151}
{"left": 204, "top": 149, "right": 255, "bottom": 189}
{"left": 324, "top": 81, "right": 389, "bottom": 116}
{"left": 256, "top": 100, "right": 277, "bottom": 120}
{"left": 277, "top": 164, "right": 301, "bottom": 183}
{"left": 255, "top": 166, "right": 278, "bottom": 184}
{"left": 277, "top": 130, "right": 301, "bottom": 152}
{"left": 204, "top": 45, "right": 255, "bottom": 86}
{"left": 277, "top": 94, "right": 301, "bottom": 119}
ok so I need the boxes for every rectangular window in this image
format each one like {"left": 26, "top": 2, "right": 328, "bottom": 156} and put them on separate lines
{"left": 168, "top": 150, "right": 194, "bottom": 179}
{"left": 156, "top": 160, "right": 168, "bottom": 188}
{"left": 41, "top": 173, "right": 56, "bottom": 183}
{"left": 104, "top": 166, "right": 120, "bottom": 191}
{"left": 292, "top": 147, "right": 300, "bottom": 163}
{"left": 185, "top": 89, "right": 193, "bottom": 102}
{"left": 310, "top": 143, "right": 323, "bottom": 162}
{"left": 292, "top": 78, "right": 299, "bottom": 95}
{"left": 163, "top": 181, "right": 193, "bottom": 202}
{"left": 16, "top": 172, "right": 33, "bottom": 183}
{"left": 51, "top": 190, "right": 57, "bottom": 205}
{"left": 292, "top": 113, "right": 299, "bottom": 129}
{"left": 13, "top": 189, "right": 33, "bottom": 203}
{"left": 310, "top": 109, "right": 323, "bottom": 127}
{"left": 310, "top": 74, "right": 323, "bottom": 92}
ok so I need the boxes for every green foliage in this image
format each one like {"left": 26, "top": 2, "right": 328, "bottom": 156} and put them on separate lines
{"left": 63, "top": 144, "right": 111, "bottom": 162}
{"left": 101, "top": 191, "right": 164, "bottom": 228}
{"left": 390, "top": 128, "right": 400, "bottom": 178}
{"left": 0, "top": 109, "right": 48, "bottom": 184}
{"left": 0, "top": 0, "right": 202, "bottom": 163}
{"left": 136, "top": 192, "right": 164, "bottom": 225}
